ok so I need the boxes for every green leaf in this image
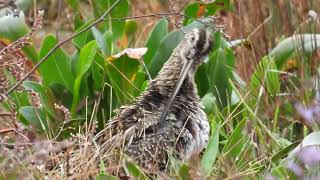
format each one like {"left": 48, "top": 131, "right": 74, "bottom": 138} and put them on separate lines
{"left": 126, "top": 162, "right": 149, "bottom": 180}
{"left": 202, "top": 122, "right": 220, "bottom": 175}
{"left": 92, "top": 27, "right": 107, "bottom": 56}
{"left": 205, "top": 0, "right": 231, "bottom": 14}
{"left": 50, "top": 83, "right": 73, "bottom": 108}
{"left": 222, "top": 118, "right": 247, "bottom": 157}
{"left": 19, "top": 106, "right": 48, "bottom": 131}
{"left": 148, "top": 30, "right": 183, "bottom": 77}
{"left": 144, "top": 18, "right": 168, "bottom": 67}
{"left": 72, "top": 19, "right": 94, "bottom": 49}
{"left": 71, "top": 41, "right": 98, "bottom": 114}
{"left": 132, "top": 71, "right": 147, "bottom": 97}
{"left": 183, "top": 0, "right": 231, "bottom": 25}
{"left": 103, "top": 31, "right": 114, "bottom": 56}
{"left": 93, "top": 0, "right": 130, "bottom": 40}
{"left": 195, "top": 64, "right": 210, "bottom": 97}
{"left": 38, "top": 35, "right": 75, "bottom": 92}
{"left": 91, "top": 54, "right": 106, "bottom": 90}
{"left": 66, "top": 0, "right": 79, "bottom": 11}
{"left": 0, "top": 12, "right": 38, "bottom": 62}
{"left": 269, "top": 34, "right": 320, "bottom": 68}
{"left": 23, "top": 81, "right": 56, "bottom": 118}
{"left": 206, "top": 45, "right": 234, "bottom": 109}
{"left": 105, "top": 54, "right": 140, "bottom": 104}
{"left": 2, "top": 71, "right": 30, "bottom": 110}
{"left": 201, "top": 93, "right": 216, "bottom": 114}
{"left": 250, "top": 56, "right": 280, "bottom": 98}
{"left": 272, "top": 141, "right": 300, "bottom": 163}
{"left": 178, "top": 164, "right": 190, "bottom": 180}
{"left": 95, "top": 174, "right": 118, "bottom": 180}
{"left": 76, "top": 41, "right": 98, "bottom": 77}
{"left": 125, "top": 20, "right": 138, "bottom": 38}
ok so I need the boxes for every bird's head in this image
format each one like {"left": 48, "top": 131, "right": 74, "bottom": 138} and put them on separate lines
{"left": 180, "top": 28, "right": 214, "bottom": 66}
{"left": 159, "top": 28, "right": 214, "bottom": 121}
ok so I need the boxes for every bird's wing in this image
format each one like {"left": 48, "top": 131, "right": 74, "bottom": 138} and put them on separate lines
{"left": 98, "top": 104, "right": 162, "bottom": 149}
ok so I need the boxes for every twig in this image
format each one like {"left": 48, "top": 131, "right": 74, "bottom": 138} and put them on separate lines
{"left": 4, "top": 0, "right": 122, "bottom": 97}
{"left": 102, "top": 12, "right": 179, "bottom": 21}
{"left": 103, "top": 12, "right": 207, "bottom": 26}
{"left": 0, "top": 112, "right": 11, "bottom": 116}
{"left": 0, "top": 141, "right": 32, "bottom": 147}
{"left": 0, "top": 128, "right": 16, "bottom": 134}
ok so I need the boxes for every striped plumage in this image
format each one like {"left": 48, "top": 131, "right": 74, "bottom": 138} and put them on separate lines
{"left": 103, "top": 28, "right": 214, "bottom": 171}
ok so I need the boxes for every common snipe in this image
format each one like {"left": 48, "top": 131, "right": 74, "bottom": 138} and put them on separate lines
{"left": 103, "top": 28, "right": 214, "bottom": 172}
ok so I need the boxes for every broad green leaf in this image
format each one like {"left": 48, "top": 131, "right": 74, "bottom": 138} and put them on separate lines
{"left": 50, "top": 83, "right": 73, "bottom": 108}
{"left": 132, "top": 71, "right": 147, "bottom": 97}
{"left": 202, "top": 122, "right": 220, "bottom": 175}
{"left": 72, "top": 19, "right": 94, "bottom": 49}
{"left": 126, "top": 162, "right": 149, "bottom": 180}
{"left": 93, "top": 0, "right": 129, "bottom": 40}
{"left": 74, "top": 13, "right": 85, "bottom": 30}
{"left": 19, "top": 106, "right": 48, "bottom": 131}
{"left": 201, "top": 93, "right": 216, "bottom": 114}
{"left": 269, "top": 34, "right": 320, "bottom": 68}
{"left": 76, "top": 41, "right": 98, "bottom": 77}
{"left": 125, "top": 20, "right": 138, "bottom": 38}
{"left": 103, "top": 31, "right": 114, "bottom": 56}
{"left": 0, "top": 11, "right": 38, "bottom": 62}
{"left": 144, "top": 18, "right": 168, "bottom": 67}
{"left": 91, "top": 54, "right": 106, "bottom": 90}
{"left": 2, "top": 71, "right": 30, "bottom": 110}
{"left": 195, "top": 64, "right": 210, "bottom": 97}
{"left": 23, "top": 81, "right": 56, "bottom": 118}
{"left": 148, "top": 30, "right": 183, "bottom": 77}
{"left": 71, "top": 41, "right": 98, "bottom": 113}
{"left": 92, "top": 27, "right": 107, "bottom": 56}
{"left": 206, "top": 46, "right": 234, "bottom": 109}
{"left": 39, "top": 35, "right": 74, "bottom": 92}
{"left": 105, "top": 54, "right": 140, "bottom": 104}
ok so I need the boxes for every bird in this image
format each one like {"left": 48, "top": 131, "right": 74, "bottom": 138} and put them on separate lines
{"left": 101, "top": 28, "right": 214, "bottom": 172}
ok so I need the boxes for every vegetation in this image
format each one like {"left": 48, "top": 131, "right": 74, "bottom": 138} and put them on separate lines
{"left": 1, "top": 0, "right": 320, "bottom": 179}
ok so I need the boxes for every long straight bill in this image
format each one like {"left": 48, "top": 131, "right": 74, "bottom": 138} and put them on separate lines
{"left": 160, "top": 59, "right": 194, "bottom": 122}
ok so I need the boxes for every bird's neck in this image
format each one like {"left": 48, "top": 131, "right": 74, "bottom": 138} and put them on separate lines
{"left": 150, "top": 53, "right": 197, "bottom": 98}
{"left": 137, "top": 53, "right": 199, "bottom": 111}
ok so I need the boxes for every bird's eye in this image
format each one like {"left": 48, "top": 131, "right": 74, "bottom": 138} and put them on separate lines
{"left": 191, "top": 37, "right": 195, "bottom": 42}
